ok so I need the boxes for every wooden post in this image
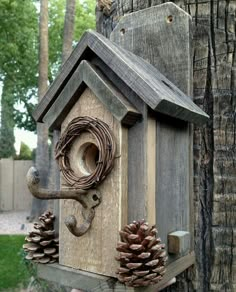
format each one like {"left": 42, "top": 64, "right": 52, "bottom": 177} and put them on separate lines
{"left": 98, "top": 1, "right": 236, "bottom": 291}
{"left": 110, "top": 3, "right": 194, "bottom": 259}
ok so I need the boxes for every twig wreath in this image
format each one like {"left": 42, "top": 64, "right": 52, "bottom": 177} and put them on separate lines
{"left": 55, "top": 116, "right": 116, "bottom": 190}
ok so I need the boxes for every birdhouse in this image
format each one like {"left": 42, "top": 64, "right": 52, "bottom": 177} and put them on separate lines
{"left": 27, "top": 5, "right": 208, "bottom": 290}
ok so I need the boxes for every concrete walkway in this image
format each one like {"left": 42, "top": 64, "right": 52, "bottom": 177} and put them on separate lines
{"left": 0, "top": 211, "right": 34, "bottom": 235}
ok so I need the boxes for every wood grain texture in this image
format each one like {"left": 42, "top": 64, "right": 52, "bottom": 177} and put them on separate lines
{"left": 43, "top": 60, "right": 141, "bottom": 129}
{"left": 127, "top": 102, "right": 149, "bottom": 222}
{"left": 49, "top": 130, "right": 61, "bottom": 237}
{"left": 89, "top": 57, "right": 153, "bottom": 222}
{"left": 191, "top": 1, "right": 236, "bottom": 291}
{"left": 155, "top": 117, "right": 190, "bottom": 263}
{"left": 34, "top": 30, "right": 208, "bottom": 125}
{"left": 146, "top": 114, "right": 156, "bottom": 226}
{"left": 110, "top": 2, "right": 192, "bottom": 95}
{"left": 59, "top": 88, "right": 128, "bottom": 277}
{"left": 38, "top": 252, "right": 195, "bottom": 291}
{"left": 168, "top": 231, "right": 190, "bottom": 255}
{"left": 98, "top": 0, "right": 236, "bottom": 291}
{"left": 110, "top": 2, "right": 193, "bottom": 266}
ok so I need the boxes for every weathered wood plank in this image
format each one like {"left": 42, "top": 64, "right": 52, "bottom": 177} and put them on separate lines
{"left": 90, "top": 56, "right": 150, "bottom": 223}
{"left": 38, "top": 252, "right": 195, "bottom": 291}
{"left": 34, "top": 30, "right": 208, "bottom": 125}
{"left": 86, "top": 32, "right": 207, "bottom": 124}
{"left": 59, "top": 88, "right": 128, "bottom": 277}
{"left": 110, "top": 3, "right": 194, "bottom": 266}
{"left": 168, "top": 231, "right": 190, "bottom": 255}
{"left": 146, "top": 114, "right": 156, "bottom": 226}
{"left": 155, "top": 117, "right": 190, "bottom": 261}
{"left": 110, "top": 2, "right": 192, "bottom": 95}
{"left": 43, "top": 61, "right": 141, "bottom": 129}
{"left": 98, "top": 0, "right": 236, "bottom": 291}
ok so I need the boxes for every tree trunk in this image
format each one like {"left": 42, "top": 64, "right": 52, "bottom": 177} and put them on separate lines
{"left": 30, "top": 0, "right": 49, "bottom": 221}
{"left": 48, "top": 0, "right": 76, "bottom": 233}
{"left": 96, "top": 1, "right": 236, "bottom": 291}
{"left": 62, "top": 0, "right": 76, "bottom": 64}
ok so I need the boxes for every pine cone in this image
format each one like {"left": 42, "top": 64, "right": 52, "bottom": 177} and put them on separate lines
{"left": 115, "top": 220, "right": 167, "bottom": 287}
{"left": 23, "top": 210, "right": 59, "bottom": 264}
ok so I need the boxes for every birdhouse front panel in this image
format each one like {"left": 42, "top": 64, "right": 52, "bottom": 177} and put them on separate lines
{"left": 59, "top": 87, "right": 128, "bottom": 277}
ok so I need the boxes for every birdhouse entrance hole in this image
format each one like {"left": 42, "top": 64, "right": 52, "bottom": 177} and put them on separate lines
{"left": 78, "top": 142, "right": 99, "bottom": 175}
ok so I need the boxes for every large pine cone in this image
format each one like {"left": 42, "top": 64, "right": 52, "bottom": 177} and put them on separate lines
{"left": 115, "top": 220, "right": 167, "bottom": 287}
{"left": 23, "top": 210, "right": 59, "bottom": 264}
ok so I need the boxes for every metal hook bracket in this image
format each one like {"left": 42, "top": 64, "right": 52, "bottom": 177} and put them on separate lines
{"left": 26, "top": 166, "right": 102, "bottom": 237}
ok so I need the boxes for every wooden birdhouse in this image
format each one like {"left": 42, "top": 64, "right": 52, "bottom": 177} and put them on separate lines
{"left": 27, "top": 3, "right": 209, "bottom": 291}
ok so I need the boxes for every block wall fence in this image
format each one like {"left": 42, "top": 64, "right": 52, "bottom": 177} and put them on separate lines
{"left": 0, "top": 158, "right": 33, "bottom": 211}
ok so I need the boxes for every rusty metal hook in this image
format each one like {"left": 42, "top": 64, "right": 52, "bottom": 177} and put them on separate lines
{"left": 65, "top": 208, "right": 95, "bottom": 237}
{"left": 64, "top": 191, "right": 101, "bottom": 237}
{"left": 26, "top": 166, "right": 102, "bottom": 237}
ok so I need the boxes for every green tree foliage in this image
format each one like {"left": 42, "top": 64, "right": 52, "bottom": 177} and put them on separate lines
{"left": 0, "top": 0, "right": 38, "bottom": 132}
{"left": 0, "top": 0, "right": 38, "bottom": 158}
{"left": 74, "top": 0, "right": 96, "bottom": 40}
{"left": 15, "top": 142, "right": 33, "bottom": 160}
{"left": 49, "top": 0, "right": 95, "bottom": 80}
{"left": 0, "top": 0, "right": 95, "bottom": 158}
{"left": 0, "top": 78, "right": 16, "bottom": 158}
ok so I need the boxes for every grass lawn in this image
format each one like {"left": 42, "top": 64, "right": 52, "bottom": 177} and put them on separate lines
{"left": 0, "top": 235, "right": 30, "bottom": 291}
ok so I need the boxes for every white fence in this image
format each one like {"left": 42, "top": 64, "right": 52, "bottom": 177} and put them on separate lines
{"left": 0, "top": 158, "right": 33, "bottom": 211}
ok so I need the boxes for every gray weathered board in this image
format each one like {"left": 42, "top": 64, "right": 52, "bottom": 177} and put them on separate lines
{"left": 43, "top": 60, "right": 141, "bottom": 129}
{"left": 38, "top": 252, "right": 195, "bottom": 291}
{"left": 34, "top": 31, "right": 208, "bottom": 126}
{"left": 110, "top": 2, "right": 195, "bottom": 259}
{"left": 59, "top": 88, "right": 128, "bottom": 277}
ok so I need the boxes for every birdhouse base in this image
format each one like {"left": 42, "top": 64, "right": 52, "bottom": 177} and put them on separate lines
{"left": 37, "top": 252, "right": 195, "bottom": 291}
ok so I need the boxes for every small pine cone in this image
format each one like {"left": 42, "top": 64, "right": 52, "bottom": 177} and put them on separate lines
{"left": 23, "top": 210, "right": 59, "bottom": 264}
{"left": 115, "top": 220, "right": 167, "bottom": 287}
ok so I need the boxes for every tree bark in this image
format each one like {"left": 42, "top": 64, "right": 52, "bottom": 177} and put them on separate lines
{"left": 62, "top": 0, "right": 76, "bottom": 64}
{"left": 48, "top": 0, "right": 76, "bottom": 233}
{"left": 30, "top": 0, "right": 49, "bottom": 220}
{"left": 96, "top": 1, "right": 236, "bottom": 291}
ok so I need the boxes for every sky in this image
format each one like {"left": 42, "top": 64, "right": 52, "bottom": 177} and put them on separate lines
{"left": 14, "top": 128, "right": 37, "bottom": 154}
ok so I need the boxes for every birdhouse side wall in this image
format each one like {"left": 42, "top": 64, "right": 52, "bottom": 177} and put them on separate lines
{"left": 59, "top": 87, "right": 128, "bottom": 277}
{"left": 156, "top": 117, "right": 191, "bottom": 260}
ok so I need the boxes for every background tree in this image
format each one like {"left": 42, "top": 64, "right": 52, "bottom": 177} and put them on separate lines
{"left": 48, "top": 0, "right": 95, "bottom": 80}
{"left": 0, "top": 0, "right": 95, "bottom": 162}
{"left": 0, "top": 0, "right": 38, "bottom": 158}
{"left": 15, "top": 142, "right": 33, "bottom": 160}
{"left": 96, "top": 1, "right": 236, "bottom": 291}
{"left": 30, "top": 0, "right": 49, "bottom": 220}
{"left": 48, "top": 0, "right": 76, "bottom": 229}
{"left": 31, "top": 0, "right": 96, "bottom": 219}
{"left": 62, "top": 0, "right": 76, "bottom": 64}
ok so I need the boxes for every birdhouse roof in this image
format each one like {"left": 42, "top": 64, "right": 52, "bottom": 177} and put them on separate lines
{"left": 33, "top": 30, "right": 208, "bottom": 129}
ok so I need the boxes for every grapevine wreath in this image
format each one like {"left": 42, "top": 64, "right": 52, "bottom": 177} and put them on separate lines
{"left": 55, "top": 116, "right": 116, "bottom": 189}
